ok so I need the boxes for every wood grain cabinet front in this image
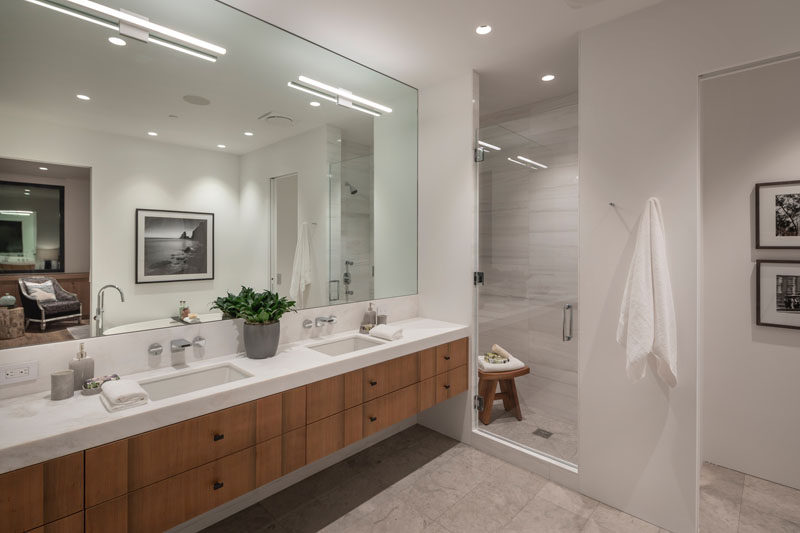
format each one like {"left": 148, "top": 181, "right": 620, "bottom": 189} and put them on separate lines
{"left": 0, "top": 452, "right": 83, "bottom": 533}
{"left": 436, "top": 364, "right": 469, "bottom": 403}
{"left": 26, "top": 511, "right": 84, "bottom": 533}
{"left": 306, "top": 375, "right": 344, "bottom": 424}
{"left": 362, "top": 361, "right": 389, "bottom": 401}
{"left": 435, "top": 338, "right": 468, "bottom": 375}
{"left": 362, "top": 395, "right": 390, "bottom": 437}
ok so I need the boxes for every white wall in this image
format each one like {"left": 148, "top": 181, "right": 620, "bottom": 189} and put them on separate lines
{"left": 416, "top": 72, "right": 477, "bottom": 440}
{"left": 0, "top": 172, "right": 90, "bottom": 273}
{"left": 239, "top": 126, "right": 330, "bottom": 308}
{"left": 0, "top": 113, "right": 241, "bottom": 330}
{"left": 374, "top": 90, "right": 418, "bottom": 299}
{"left": 701, "top": 56, "right": 800, "bottom": 490}
{"left": 579, "top": 1, "right": 800, "bottom": 531}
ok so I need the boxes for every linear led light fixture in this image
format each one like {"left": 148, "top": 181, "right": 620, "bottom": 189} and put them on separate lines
{"left": 478, "top": 140, "right": 501, "bottom": 151}
{"left": 298, "top": 76, "right": 392, "bottom": 114}
{"left": 507, "top": 157, "right": 526, "bottom": 167}
{"left": 62, "top": 0, "right": 225, "bottom": 55}
{"left": 0, "top": 210, "right": 34, "bottom": 216}
{"left": 24, "top": 0, "right": 221, "bottom": 62}
{"left": 287, "top": 82, "right": 337, "bottom": 103}
{"left": 517, "top": 156, "right": 548, "bottom": 169}
{"left": 288, "top": 81, "right": 381, "bottom": 117}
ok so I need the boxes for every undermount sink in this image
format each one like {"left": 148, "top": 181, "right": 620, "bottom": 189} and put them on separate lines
{"left": 138, "top": 363, "right": 253, "bottom": 401}
{"left": 309, "top": 335, "right": 385, "bottom": 356}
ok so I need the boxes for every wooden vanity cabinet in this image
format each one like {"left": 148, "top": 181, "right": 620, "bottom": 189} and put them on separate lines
{"left": 14, "top": 337, "right": 469, "bottom": 533}
{"left": 0, "top": 452, "right": 83, "bottom": 533}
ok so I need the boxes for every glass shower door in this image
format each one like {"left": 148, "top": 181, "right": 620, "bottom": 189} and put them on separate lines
{"left": 474, "top": 97, "right": 579, "bottom": 467}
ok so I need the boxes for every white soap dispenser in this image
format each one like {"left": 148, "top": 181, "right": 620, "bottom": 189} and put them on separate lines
{"left": 366, "top": 302, "right": 377, "bottom": 326}
{"left": 69, "top": 342, "right": 94, "bottom": 391}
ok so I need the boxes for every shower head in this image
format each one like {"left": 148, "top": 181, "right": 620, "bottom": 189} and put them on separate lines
{"left": 345, "top": 182, "right": 358, "bottom": 195}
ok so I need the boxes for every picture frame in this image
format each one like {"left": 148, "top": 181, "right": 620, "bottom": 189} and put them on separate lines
{"left": 755, "top": 180, "right": 800, "bottom": 248}
{"left": 135, "top": 209, "right": 214, "bottom": 284}
{"left": 756, "top": 260, "right": 800, "bottom": 330}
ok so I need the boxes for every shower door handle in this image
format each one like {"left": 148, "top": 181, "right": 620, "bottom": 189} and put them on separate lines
{"left": 562, "top": 304, "right": 573, "bottom": 342}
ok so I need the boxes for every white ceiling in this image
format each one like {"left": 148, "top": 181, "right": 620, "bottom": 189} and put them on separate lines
{"left": 0, "top": 0, "right": 417, "bottom": 155}
{"left": 223, "top": 0, "right": 662, "bottom": 115}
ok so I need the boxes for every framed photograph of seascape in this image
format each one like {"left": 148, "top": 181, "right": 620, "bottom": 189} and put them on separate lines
{"left": 756, "top": 260, "right": 800, "bottom": 330}
{"left": 756, "top": 180, "right": 800, "bottom": 248}
{"left": 136, "top": 209, "right": 214, "bottom": 283}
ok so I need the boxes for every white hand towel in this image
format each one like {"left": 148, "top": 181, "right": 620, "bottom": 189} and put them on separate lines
{"left": 616, "top": 198, "right": 678, "bottom": 387}
{"left": 369, "top": 324, "right": 403, "bottom": 341}
{"left": 478, "top": 354, "right": 526, "bottom": 373}
{"left": 289, "top": 222, "right": 313, "bottom": 304}
{"left": 101, "top": 379, "right": 149, "bottom": 405}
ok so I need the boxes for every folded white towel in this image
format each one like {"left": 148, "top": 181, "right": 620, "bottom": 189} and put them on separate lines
{"left": 101, "top": 379, "right": 149, "bottom": 406}
{"left": 616, "top": 197, "right": 678, "bottom": 387}
{"left": 99, "top": 393, "right": 148, "bottom": 412}
{"left": 369, "top": 324, "right": 403, "bottom": 341}
{"left": 478, "top": 353, "right": 526, "bottom": 372}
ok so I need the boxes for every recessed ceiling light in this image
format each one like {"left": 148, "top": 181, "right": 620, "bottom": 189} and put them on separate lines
{"left": 24, "top": 189, "right": 31, "bottom": 192}
{"left": 147, "top": 131, "right": 158, "bottom": 136}
{"left": 541, "top": 74, "right": 556, "bottom": 82}
{"left": 108, "top": 36, "right": 126, "bottom": 46}
{"left": 476, "top": 25, "right": 492, "bottom": 35}
{"left": 217, "top": 144, "right": 226, "bottom": 149}
{"left": 309, "top": 101, "right": 321, "bottom": 107}
{"left": 38, "top": 167, "right": 48, "bottom": 171}
{"left": 76, "top": 94, "right": 90, "bottom": 101}
{"left": 243, "top": 131, "right": 254, "bottom": 136}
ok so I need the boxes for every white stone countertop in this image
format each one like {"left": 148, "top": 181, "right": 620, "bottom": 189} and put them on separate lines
{"left": 0, "top": 318, "right": 468, "bottom": 474}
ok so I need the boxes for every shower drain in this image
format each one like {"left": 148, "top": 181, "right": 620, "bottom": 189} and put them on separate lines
{"left": 533, "top": 428, "right": 553, "bottom": 439}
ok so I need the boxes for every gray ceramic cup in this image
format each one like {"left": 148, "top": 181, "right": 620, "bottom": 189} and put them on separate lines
{"left": 51, "top": 370, "right": 75, "bottom": 401}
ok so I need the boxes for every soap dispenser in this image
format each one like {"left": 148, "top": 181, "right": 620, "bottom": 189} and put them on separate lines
{"left": 366, "top": 302, "right": 377, "bottom": 325}
{"left": 69, "top": 342, "right": 94, "bottom": 391}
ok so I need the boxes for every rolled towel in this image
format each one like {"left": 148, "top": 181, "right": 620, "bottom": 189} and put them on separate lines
{"left": 492, "top": 344, "right": 514, "bottom": 360}
{"left": 100, "top": 379, "right": 149, "bottom": 412}
{"left": 479, "top": 345, "right": 526, "bottom": 373}
{"left": 369, "top": 324, "right": 403, "bottom": 341}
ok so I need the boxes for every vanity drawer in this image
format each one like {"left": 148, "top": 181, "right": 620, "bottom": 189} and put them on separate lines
{"left": 435, "top": 338, "right": 468, "bottom": 375}
{"left": 0, "top": 452, "right": 83, "bottom": 533}
{"left": 436, "top": 364, "right": 469, "bottom": 403}
{"left": 419, "top": 347, "right": 437, "bottom": 381}
{"left": 306, "top": 411, "right": 345, "bottom": 463}
{"left": 363, "top": 361, "right": 389, "bottom": 401}
{"left": 387, "top": 353, "right": 419, "bottom": 392}
{"left": 126, "top": 447, "right": 256, "bottom": 533}
{"left": 387, "top": 383, "right": 419, "bottom": 426}
{"left": 256, "top": 436, "right": 281, "bottom": 487}
{"left": 27, "top": 511, "right": 83, "bottom": 533}
{"left": 127, "top": 402, "right": 256, "bottom": 491}
{"left": 306, "top": 375, "right": 345, "bottom": 424}
{"left": 418, "top": 377, "right": 437, "bottom": 411}
{"left": 362, "top": 395, "right": 390, "bottom": 437}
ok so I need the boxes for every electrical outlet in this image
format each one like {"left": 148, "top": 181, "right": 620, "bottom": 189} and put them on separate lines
{"left": 0, "top": 361, "right": 39, "bottom": 385}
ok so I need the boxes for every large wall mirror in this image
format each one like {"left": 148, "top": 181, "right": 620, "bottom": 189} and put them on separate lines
{"left": 0, "top": 0, "right": 417, "bottom": 350}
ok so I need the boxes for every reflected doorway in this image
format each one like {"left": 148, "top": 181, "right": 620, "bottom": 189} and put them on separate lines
{"left": 269, "top": 173, "right": 298, "bottom": 300}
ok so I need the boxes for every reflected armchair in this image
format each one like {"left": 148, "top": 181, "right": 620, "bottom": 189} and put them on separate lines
{"left": 18, "top": 277, "right": 82, "bottom": 332}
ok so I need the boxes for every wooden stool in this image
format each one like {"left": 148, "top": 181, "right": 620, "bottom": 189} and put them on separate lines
{"left": 478, "top": 366, "right": 530, "bottom": 425}
{"left": 0, "top": 307, "right": 25, "bottom": 339}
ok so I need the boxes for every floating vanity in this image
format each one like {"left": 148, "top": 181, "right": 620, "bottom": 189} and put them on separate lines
{"left": 0, "top": 318, "right": 468, "bottom": 533}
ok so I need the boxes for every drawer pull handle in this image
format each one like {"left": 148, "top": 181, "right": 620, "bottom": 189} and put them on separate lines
{"left": 444, "top": 356, "right": 451, "bottom": 360}
{"left": 213, "top": 481, "right": 224, "bottom": 490}
{"left": 369, "top": 416, "right": 377, "bottom": 422}
{"left": 213, "top": 433, "right": 225, "bottom": 442}
{"left": 444, "top": 384, "right": 451, "bottom": 389}
{"left": 369, "top": 380, "right": 378, "bottom": 386}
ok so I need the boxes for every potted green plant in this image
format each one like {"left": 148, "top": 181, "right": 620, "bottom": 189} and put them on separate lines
{"left": 211, "top": 287, "right": 296, "bottom": 359}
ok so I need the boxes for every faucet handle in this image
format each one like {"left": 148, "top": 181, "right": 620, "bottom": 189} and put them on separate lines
{"left": 193, "top": 336, "right": 206, "bottom": 347}
{"left": 148, "top": 343, "right": 163, "bottom": 356}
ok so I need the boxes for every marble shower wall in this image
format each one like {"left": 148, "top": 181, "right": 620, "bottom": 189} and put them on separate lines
{"left": 478, "top": 95, "right": 579, "bottom": 425}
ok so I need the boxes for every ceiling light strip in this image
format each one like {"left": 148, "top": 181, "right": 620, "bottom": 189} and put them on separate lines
{"left": 507, "top": 157, "right": 526, "bottom": 167}
{"left": 287, "top": 82, "right": 337, "bottom": 103}
{"left": 24, "top": 0, "right": 118, "bottom": 30}
{"left": 478, "top": 140, "right": 501, "bottom": 151}
{"left": 299, "top": 76, "right": 392, "bottom": 113}
{"left": 517, "top": 156, "right": 548, "bottom": 169}
{"left": 350, "top": 104, "right": 381, "bottom": 117}
{"left": 148, "top": 36, "right": 216, "bottom": 62}
{"left": 63, "top": 0, "right": 226, "bottom": 55}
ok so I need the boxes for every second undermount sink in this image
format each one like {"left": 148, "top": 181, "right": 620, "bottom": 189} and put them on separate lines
{"left": 309, "top": 335, "right": 385, "bottom": 356}
{"left": 138, "top": 363, "right": 253, "bottom": 401}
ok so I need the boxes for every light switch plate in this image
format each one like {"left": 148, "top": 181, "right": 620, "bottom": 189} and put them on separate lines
{"left": 0, "top": 360, "right": 39, "bottom": 385}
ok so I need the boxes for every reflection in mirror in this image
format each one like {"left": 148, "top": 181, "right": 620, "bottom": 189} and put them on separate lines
{"left": 0, "top": 0, "right": 417, "bottom": 350}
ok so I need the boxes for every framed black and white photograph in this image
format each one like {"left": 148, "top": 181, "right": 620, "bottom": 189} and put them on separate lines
{"left": 756, "top": 180, "right": 800, "bottom": 248}
{"left": 136, "top": 209, "right": 214, "bottom": 283}
{"left": 756, "top": 260, "right": 800, "bottom": 329}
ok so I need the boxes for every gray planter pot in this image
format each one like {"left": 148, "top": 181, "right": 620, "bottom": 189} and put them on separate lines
{"left": 243, "top": 321, "right": 281, "bottom": 359}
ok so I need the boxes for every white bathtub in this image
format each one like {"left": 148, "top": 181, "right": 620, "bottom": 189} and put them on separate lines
{"left": 102, "top": 313, "right": 225, "bottom": 336}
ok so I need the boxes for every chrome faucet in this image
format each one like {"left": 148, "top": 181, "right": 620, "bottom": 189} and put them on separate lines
{"left": 315, "top": 315, "right": 337, "bottom": 327}
{"left": 170, "top": 338, "right": 192, "bottom": 367}
{"left": 94, "top": 284, "right": 125, "bottom": 336}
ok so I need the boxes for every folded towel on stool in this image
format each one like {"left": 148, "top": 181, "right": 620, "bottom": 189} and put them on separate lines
{"left": 100, "top": 379, "right": 149, "bottom": 412}
{"left": 478, "top": 344, "right": 526, "bottom": 372}
{"left": 369, "top": 324, "right": 403, "bottom": 341}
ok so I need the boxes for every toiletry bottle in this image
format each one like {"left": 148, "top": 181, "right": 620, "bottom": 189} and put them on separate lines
{"left": 178, "top": 300, "right": 186, "bottom": 318}
{"left": 366, "top": 302, "right": 377, "bottom": 325}
{"left": 68, "top": 342, "right": 94, "bottom": 391}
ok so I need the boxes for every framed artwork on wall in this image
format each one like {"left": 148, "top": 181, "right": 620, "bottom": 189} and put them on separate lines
{"left": 135, "top": 209, "right": 214, "bottom": 283}
{"left": 756, "top": 260, "right": 800, "bottom": 330}
{"left": 756, "top": 180, "right": 800, "bottom": 248}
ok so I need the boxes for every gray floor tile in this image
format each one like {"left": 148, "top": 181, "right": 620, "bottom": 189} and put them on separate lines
{"left": 538, "top": 481, "right": 598, "bottom": 518}
{"left": 738, "top": 503, "right": 800, "bottom": 533}
{"left": 743, "top": 474, "right": 800, "bottom": 524}
{"left": 505, "top": 497, "right": 589, "bottom": 532}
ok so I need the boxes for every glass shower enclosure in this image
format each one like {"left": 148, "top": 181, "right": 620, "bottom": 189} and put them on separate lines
{"left": 474, "top": 96, "right": 579, "bottom": 467}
